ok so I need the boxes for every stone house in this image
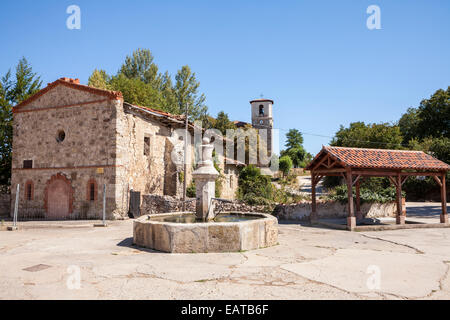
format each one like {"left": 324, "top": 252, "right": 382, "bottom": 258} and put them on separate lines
{"left": 10, "top": 77, "right": 244, "bottom": 220}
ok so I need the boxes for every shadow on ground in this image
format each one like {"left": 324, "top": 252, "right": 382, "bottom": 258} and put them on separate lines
{"left": 116, "top": 237, "right": 163, "bottom": 254}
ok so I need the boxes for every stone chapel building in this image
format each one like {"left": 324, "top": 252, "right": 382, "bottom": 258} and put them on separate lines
{"left": 10, "top": 77, "right": 273, "bottom": 220}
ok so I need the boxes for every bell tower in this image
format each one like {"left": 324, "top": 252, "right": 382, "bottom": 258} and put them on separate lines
{"left": 250, "top": 98, "right": 274, "bottom": 158}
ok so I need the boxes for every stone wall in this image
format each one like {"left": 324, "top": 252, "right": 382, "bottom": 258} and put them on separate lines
{"left": 273, "top": 201, "right": 397, "bottom": 221}
{"left": 0, "top": 194, "right": 10, "bottom": 217}
{"left": 140, "top": 194, "right": 270, "bottom": 216}
{"left": 114, "top": 106, "right": 196, "bottom": 215}
{"left": 139, "top": 194, "right": 397, "bottom": 220}
{"left": 11, "top": 84, "right": 121, "bottom": 219}
{"left": 218, "top": 164, "right": 239, "bottom": 200}
{"left": 141, "top": 194, "right": 195, "bottom": 215}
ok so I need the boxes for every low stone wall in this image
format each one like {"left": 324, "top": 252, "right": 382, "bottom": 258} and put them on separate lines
{"left": 273, "top": 201, "right": 397, "bottom": 221}
{"left": 141, "top": 194, "right": 195, "bottom": 215}
{"left": 140, "top": 194, "right": 269, "bottom": 215}
{"left": 140, "top": 194, "right": 397, "bottom": 221}
{"left": 0, "top": 194, "right": 10, "bottom": 217}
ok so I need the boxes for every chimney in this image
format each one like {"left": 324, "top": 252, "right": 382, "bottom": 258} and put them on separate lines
{"left": 59, "top": 77, "right": 80, "bottom": 84}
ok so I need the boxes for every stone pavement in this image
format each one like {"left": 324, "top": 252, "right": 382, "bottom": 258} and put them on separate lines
{"left": 1, "top": 208, "right": 450, "bottom": 300}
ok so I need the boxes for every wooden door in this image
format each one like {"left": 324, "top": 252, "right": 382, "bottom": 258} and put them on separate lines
{"left": 47, "top": 179, "right": 70, "bottom": 219}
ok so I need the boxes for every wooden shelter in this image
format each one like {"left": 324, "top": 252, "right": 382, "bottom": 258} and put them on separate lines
{"left": 306, "top": 146, "right": 450, "bottom": 231}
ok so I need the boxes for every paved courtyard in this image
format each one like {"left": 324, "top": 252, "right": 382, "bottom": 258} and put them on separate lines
{"left": 0, "top": 203, "right": 449, "bottom": 300}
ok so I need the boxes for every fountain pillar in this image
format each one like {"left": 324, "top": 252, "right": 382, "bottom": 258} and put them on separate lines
{"left": 192, "top": 137, "right": 219, "bottom": 221}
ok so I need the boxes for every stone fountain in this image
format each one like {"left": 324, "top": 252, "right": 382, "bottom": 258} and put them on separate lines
{"left": 133, "top": 137, "right": 278, "bottom": 253}
{"left": 192, "top": 137, "right": 219, "bottom": 222}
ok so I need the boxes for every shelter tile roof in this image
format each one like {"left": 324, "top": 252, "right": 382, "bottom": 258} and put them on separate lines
{"left": 307, "top": 146, "right": 450, "bottom": 171}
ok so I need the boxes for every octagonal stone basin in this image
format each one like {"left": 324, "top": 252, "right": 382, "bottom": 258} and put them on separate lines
{"left": 133, "top": 212, "right": 278, "bottom": 253}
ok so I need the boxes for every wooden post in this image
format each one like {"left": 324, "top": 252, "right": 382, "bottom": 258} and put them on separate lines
{"left": 355, "top": 179, "right": 362, "bottom": 220}
{"left": 346, "top": 168, "right": 355, "bottom": 230}
{"left": 441, "top": 173, "right": 448, "bottom": 224}
{"left": 310, "top": 172, "right": 317, "bottom": 223}
{"left": 396, "top": 173, "right": 405, "bottom": 225}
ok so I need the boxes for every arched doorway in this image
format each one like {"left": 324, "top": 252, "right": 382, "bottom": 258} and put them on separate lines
{"left": 45, "top": 174, "right": 73, "bottom": 219}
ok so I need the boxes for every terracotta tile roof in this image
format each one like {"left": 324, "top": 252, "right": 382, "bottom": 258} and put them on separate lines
{"left": 13, "top": 78, "right": 123, "bottom": 110}
{"left": 233, "top": 120, "right": 249, "bottom": 128}
{"left": 249, "top": 99, "right": 274, "bottom": 104}
{"left": 308, "top": 146, "right": 450, "bottom": 171}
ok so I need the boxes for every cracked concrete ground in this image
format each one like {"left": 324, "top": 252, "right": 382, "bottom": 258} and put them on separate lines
{"left": 1, "top": 214, "right": 450, "bottom": 299}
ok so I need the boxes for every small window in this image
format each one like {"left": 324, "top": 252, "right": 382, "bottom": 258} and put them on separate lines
{"left": 25, "top": 181, "right": 33, "bottom": 200}
{"left": 89, "top": 183, "right": 95, "bottom": 201}
{"left": 87, "top": 179, "right": 97, "bottom": 201}
{"left": 259, "top": 120, "right": 264, "bottom": 125}
{"left": 56, "top": 130, "right": 65, "bottom": 143}
{"left": 144, "top": 136, "right": 150, "bottom": 156}
{"left": 259, "top": 105, "right": 264, "bottom": 116}
{"left": 23, "top": 160, "right": 33, "bottom": 169}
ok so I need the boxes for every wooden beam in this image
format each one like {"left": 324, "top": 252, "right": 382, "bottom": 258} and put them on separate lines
{"left": 310, "top": 172, "right": 317, "bottom": 222}
{"left": 400, "top": 172, "right": 443, "bottom": 177}
{"left": 401, "top": 176, "right": 409, "bottom": 186}
{"left": 355, "top": 179, "right": 362, "bottom": 220}
{"left": 396, "top": 173, "right": 405, "bottom": 225}
{"left": 314, "top": 175, "right": 323, "bottom": 186}
{"left": 312, "top": 154, "right": 330, "bottom": 171}
{"left": 388, "top": 176, "right": 397, "bottom": 187}
{"left": 352, "top": 174, "right": 361, "bottom": 186}
{"left": 314, "top": 168, "right": 346, "bottom": 174}
{"left": 433, "top": 175, "right": 443, "bottom": 188}
{"left": 328, "top": 159, "right": 338, "bottom": 169}
{"left": 346, "top": 167, "right": 356, "bottom": 230}
{"left": 351, "top": 170, "right": 399, "bottom": 177}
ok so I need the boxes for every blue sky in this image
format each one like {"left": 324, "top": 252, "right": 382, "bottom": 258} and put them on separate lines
{"left": 1, "top": 0, "right": 449, "bottom": 155}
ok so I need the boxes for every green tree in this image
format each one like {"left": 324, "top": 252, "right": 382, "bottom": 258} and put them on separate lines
{"left": 280, "top": 147, "right": 306, "bottom": 168}
{"left": 0, "top": 58, "right": 42, "bottom": 186}
{"left": 416, "top": 87, "right": 450, "bottom": 139}
{"left": 87, "top": 69, "right": 110, "bottom": 90}
{"left": 331, "top": 122, "right": 404, "bottom": 149}
{"left": 211, "top": 111, "right": 236, "bottom": 135}
{"left": 88, "top": 49, "right": 209, "bottom": 120}
{"left": 108, "top": 74, "right": 160, "bottom": 107}
{"left": 119, "top": 48, "right": 163, "bottom": 90}
{"left": 174, "top": 65, "right": 208, "bottom": 120}
{"left": 409, "top": 137, "right": 450, "bottom": 165}
{"left": 398, "top": 107, "right": 421, "bottom": 144}
{"left": 237, "top": 165, "right": 273, "bottom": 205}
{"left": 285, "top": 129, "right": 304, "bottom": 149}
{"left": 279, "top": 155, "right": 293, "bottom": 177}
{"left": 280, "top": 129, "right": 307, "bottom": 168}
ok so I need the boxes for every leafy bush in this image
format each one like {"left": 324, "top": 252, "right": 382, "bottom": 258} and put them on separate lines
{"left": 237, "top": 165, "right": 273, "bottom": 205}
{"left": 272, "top": 186, "right": 310, "bottom": 205}
{"left": 327, "top": 185, "right": 405, "bottom": 204}
{"left": 186, "top": 180, "right": 196, "bottom": 198}
{"left": 279, "top": 156, "right": 293, "bottom": 177}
